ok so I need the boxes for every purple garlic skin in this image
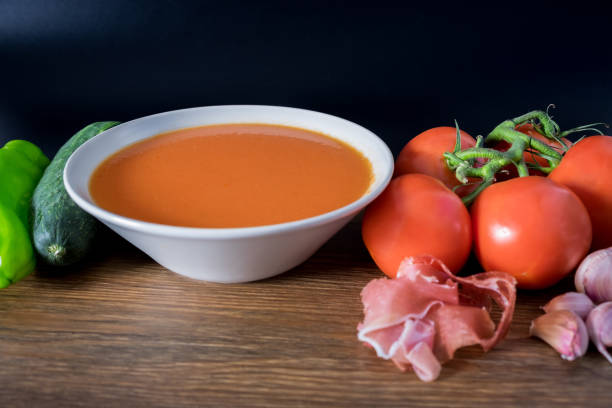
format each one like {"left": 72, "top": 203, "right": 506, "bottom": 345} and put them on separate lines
{"left": 586, "top": 301, "right": 612, "bottom": 364}
{"left": 543, "top": 292, "right": 595, "bottom": 320}
{"left": 530, "top": 310, "right": 589, "bottom": 361}
{"left": 575, "top": 247, "right": 612, "bottom": 304}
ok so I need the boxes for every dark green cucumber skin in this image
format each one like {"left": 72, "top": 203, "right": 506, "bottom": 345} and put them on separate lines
{"left": 31, "top": 121, "right": 120, "bottom": 266}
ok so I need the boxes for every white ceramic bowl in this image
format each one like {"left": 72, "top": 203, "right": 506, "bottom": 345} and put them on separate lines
{"left": 64, "top": 105, "right": 393, "bottom": 283}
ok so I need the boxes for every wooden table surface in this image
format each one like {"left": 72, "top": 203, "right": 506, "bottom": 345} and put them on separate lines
{"left": 0, "top": 219, "right": 610, "bottom": 408}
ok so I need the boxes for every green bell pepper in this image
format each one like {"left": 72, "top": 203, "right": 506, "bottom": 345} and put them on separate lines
{"left": 0, "top": 140, "right": 49, "bottom": 287}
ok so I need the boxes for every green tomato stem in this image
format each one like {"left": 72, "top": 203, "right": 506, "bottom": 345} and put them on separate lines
{"left": 446, "top": 110, "right": 571, "bottom": 206}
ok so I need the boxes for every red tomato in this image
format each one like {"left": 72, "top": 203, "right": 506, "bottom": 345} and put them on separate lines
{"left": 549, "top": 135, "right": 612, "bottom": 250}
{"left": 362, "top": 174, "right": 472, "bottom": 277}
{"left": 471, "top": 177, "right": 592, "bottom": 290}
{"left": 395, "top": 127, "right": 476, "bottom": 189}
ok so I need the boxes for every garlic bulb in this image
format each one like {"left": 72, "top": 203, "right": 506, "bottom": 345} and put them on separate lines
{"left": 530, "top": 310, "right": 589, "bottom": 361}
{"left": 575, "top": 247, "right": 612, "bottom": 304}
{"left": 586, "top": 301, "right": 612, "bottom": 364}
{"left": 542, "top": 292, "right": 595, "bottom": 319}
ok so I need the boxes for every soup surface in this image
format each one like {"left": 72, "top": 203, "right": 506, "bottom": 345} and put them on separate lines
{"left": 90, "top": 123, "right": 372, "bottom": 228}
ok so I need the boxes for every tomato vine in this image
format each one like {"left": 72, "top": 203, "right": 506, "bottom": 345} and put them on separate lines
{"left": 444, "top": 109, "right": 606, "bottom": 205}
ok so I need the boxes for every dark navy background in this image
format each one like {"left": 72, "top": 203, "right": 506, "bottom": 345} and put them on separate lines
{"left": 2, "top": 0, "right": 612, "bottom": 157}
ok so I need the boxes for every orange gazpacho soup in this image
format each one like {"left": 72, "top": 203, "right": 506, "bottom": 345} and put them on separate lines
{"left": 89, "top": 123, "right": 373, "bottom": 228}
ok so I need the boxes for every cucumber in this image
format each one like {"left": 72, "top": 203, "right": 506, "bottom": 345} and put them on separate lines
{"left": 31, "top": 121, "right": 120, "bottom": 266}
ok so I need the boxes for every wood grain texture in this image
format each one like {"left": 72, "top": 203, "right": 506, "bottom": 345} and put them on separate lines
{"left": 0, "top": 219, "right": 610, "bottom": 408}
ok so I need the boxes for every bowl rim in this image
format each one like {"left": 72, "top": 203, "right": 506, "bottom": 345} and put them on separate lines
{"left": 64, "top": 105, "right": 394, "bottom": 239}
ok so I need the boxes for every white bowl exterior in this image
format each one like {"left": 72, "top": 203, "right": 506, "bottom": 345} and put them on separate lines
{"left": 64, "top": 106, "right": 393, "bottom": 282}
{"left": 102, "top": 215, "right": 353, "bottom": 283}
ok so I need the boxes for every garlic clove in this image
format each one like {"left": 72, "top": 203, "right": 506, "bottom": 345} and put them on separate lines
{"left": 529, "top": 310, "right": 589, "bottom": 361}
{"left": 575, "top": 247, "right": 612, "bottom": 304}
{"left": 542, "top": 292, "right": 595, "bottom": 319}
{"left": 586, "top": 301, "right": 612, "bottom": 364}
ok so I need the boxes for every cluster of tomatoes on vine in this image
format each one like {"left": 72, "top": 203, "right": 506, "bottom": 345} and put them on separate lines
{"left": 362, "top": 108, "right": 612, "bottom": 289}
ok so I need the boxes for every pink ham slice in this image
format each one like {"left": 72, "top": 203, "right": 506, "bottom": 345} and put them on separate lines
{"left": 357, "top": 256, "right": 517, "bottom": 382}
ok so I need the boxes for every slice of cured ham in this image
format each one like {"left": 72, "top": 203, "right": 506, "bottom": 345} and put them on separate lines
{"left": 357, "top": 256, "right": 516, "bottom": 382}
